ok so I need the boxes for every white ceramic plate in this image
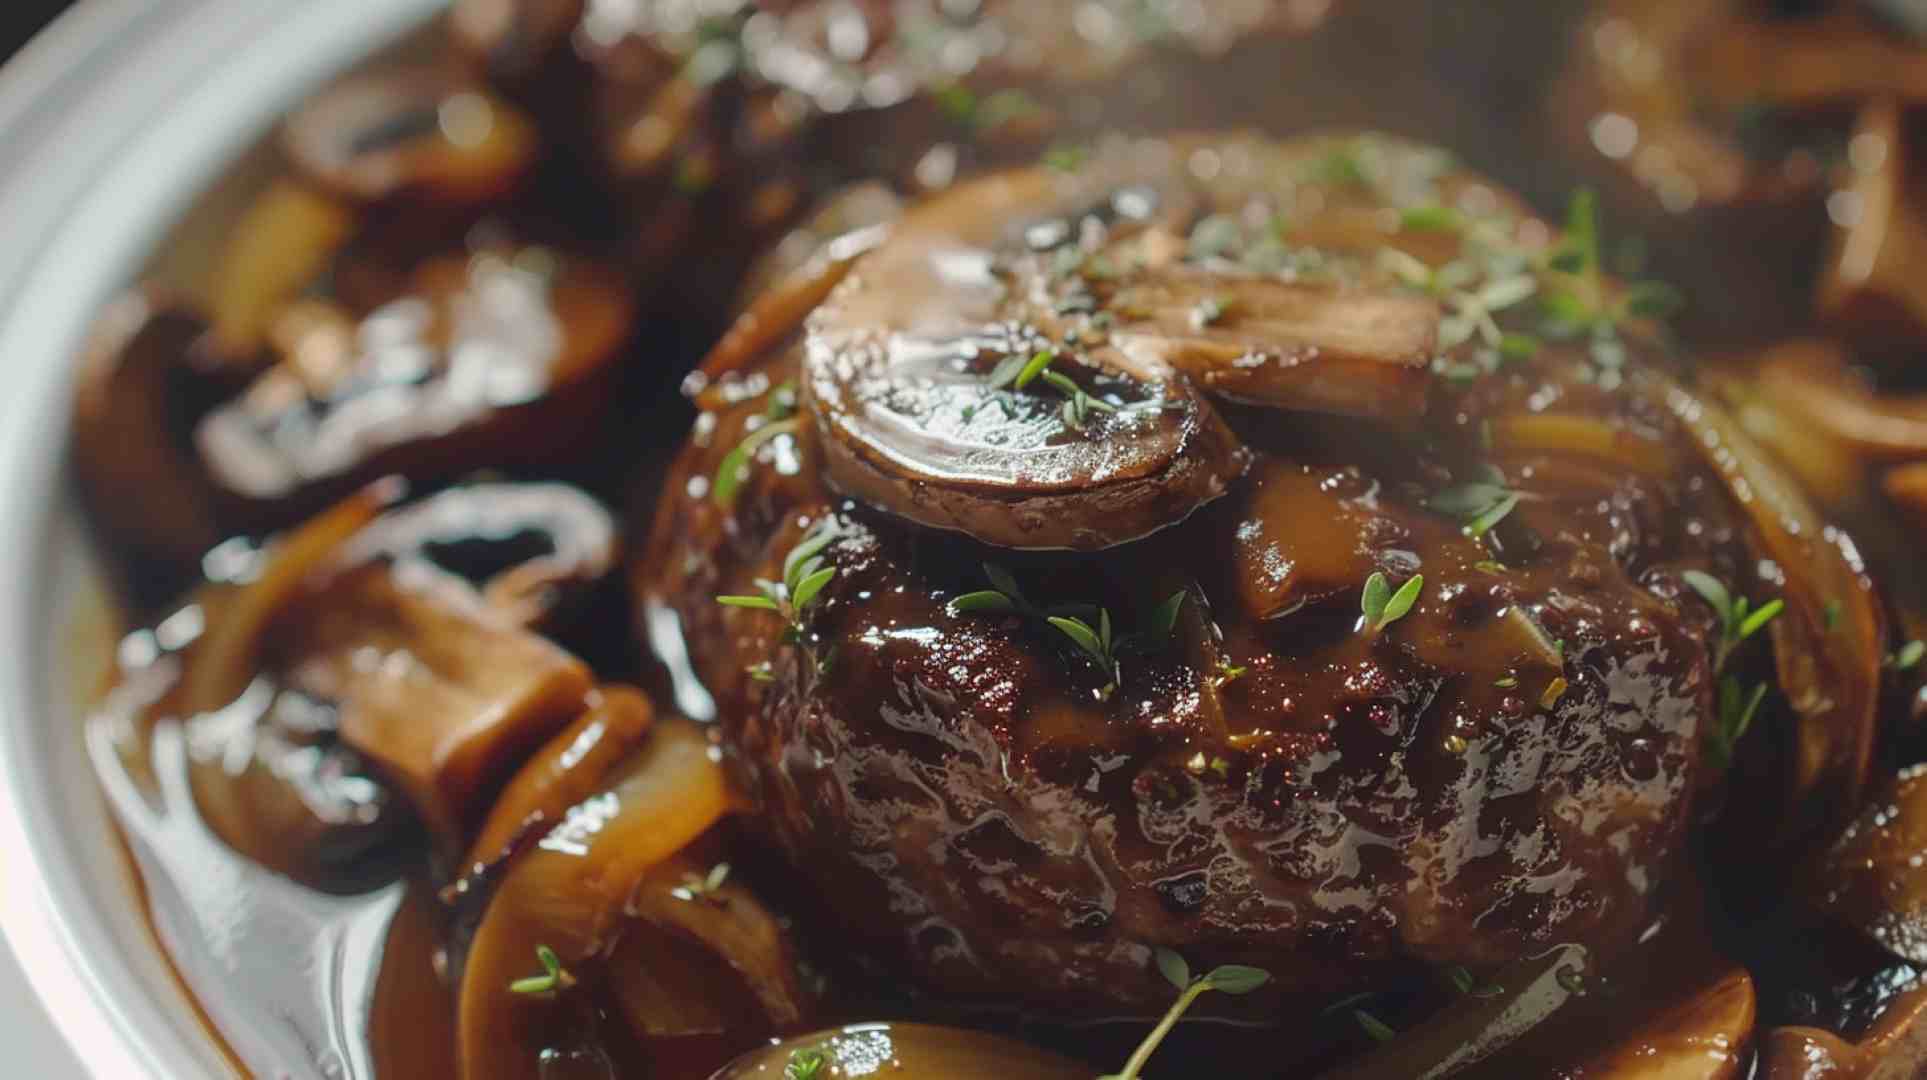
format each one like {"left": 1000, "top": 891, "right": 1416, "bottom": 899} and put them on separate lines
{"left": 0, "top": 2, "right": 445, "bottom": 1074}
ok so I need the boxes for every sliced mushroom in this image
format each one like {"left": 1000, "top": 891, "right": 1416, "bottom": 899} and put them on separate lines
{"left": 806, "top": 133, "right": 1539, "bottom": 548}
{"left": 456, "top": 716, "right": 733, "bottom": 1080}
{"left": 180, "top": 479, "right": 404, "bottom": 716}
{"left": 1818, "top": 99, "right": 1927, "bottom": 345}
{"left": 282, "top": 67, "right": 537, "bottom": 207}
{"left": 275, "top": 558, "right": 593, "bottom": 850}
{"left": 194, "top": 245, "right": 633, "bottom": 528}
{"left": 70, "top": 293, "right": 233, "bottom": 579}
{"left": 1570, "top": 967, "right": 1756, "bottom": 1079}
{"left": 709, "top": 1023, "right": 1088, "bottom": 1080}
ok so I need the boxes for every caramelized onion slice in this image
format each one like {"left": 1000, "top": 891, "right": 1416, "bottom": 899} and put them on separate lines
{"left": 1691, "top": 11, "right": 1927, "bottom": 112}
{"left": 1817, "top": 99, "right": 1927, "bottom": 344}
{"left": 1316, "top": 945, "right": 1590, "bottom": 1080}
{"left": 180, "top": 479, "right": 403, "bottom": 715}
{"left": 283, "top": 67, "right": 537, "bottom": 206}
{"left": 460, "top": 685, "right": 652, "bottom": 874}
{"left": 1646, "top": 372, "right": 1882, "bottom": 829}
{"left": 1750, "top": 341, "right": 1927, "bottom": 462}
{"left": 710, "top": 1023, "right": 1088, "bottom": 1080}
{"left": 625, "top": 851, "right": 810, "bottom": 1030}
{"left": 1756, "top": 982, "right": 1927, "bottom": 1079}
{"left": 457, "top": 716, "right": 732, "bottom": 1080}
{"left": 1571, "top": 967, "right": 1755, "bottom": 1079}
{"left": 205, "top": 180, "right": 357, "bottom": 358}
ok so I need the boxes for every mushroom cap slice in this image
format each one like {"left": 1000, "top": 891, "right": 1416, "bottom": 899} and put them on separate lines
{"left": 802, "top": 155, "right": 1250, "bottom": 550}
{"left": 803, "top": 132, "right": 1528, "bottom": 549}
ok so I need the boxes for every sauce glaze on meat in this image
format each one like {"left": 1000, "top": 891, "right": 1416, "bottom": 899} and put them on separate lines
{"left": 642, "top": 133, "right": 1750, "bottom": 1015}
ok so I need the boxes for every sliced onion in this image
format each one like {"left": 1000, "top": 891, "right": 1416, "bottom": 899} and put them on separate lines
{"left": 456, "top": 716, "right": 732, "bottom": 1080}
{"left": 1643, "top": 372, "right": 1883, "bottom": 828}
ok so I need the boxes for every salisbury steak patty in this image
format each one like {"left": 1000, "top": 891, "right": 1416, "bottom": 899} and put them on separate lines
{"left": 640, "top": 133, "right": 1749, "bottom": 1013}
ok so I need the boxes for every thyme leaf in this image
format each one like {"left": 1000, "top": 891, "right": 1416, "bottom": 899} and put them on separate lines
{"left": 1101, "top": 950, "right": 1272, "bottom": 1079}
{"left": 1361, "top": 572, "right": 1423, "bottom": 633}
{"left": 508, "top": 944, "right": 574, "bottom": 996}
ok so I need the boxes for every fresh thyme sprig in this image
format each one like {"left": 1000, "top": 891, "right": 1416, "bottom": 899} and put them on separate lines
{"left": 951, "top": 565, "right": 1186, "bottom": 699}
{"left": 1320, "top": 991, "right": 1397, "bottom": 1044}
{"left": 1708, "top": 677, "right": 1769, "bottom": 772}
{"left": 1444, "top": 965, "right": 1505, "bottom": 999}
{"left": 784, "top": 1046, "right": 827, "bottom": 1080}
{"left": 1889, "top": 640, "right": 1925, "bottom": 671}
{"left": 1540, "top": 189, "right": 1683, "bottom": 387}
{"left": 1428, "top": 465, "right": 1521, "bottom": 539}
{"left": 1680, "top": 570, "right": 1784, "bottom": 768}
{"left": 1361, "top": 572, "right": 1423, "bottom": 633}
{"left": 987, "top": 347, "right": 1120, "bottom": 432}
{"left": 1100, "top": 949, "right": 1271, "bottom": 1080}
{"left": 1681, "top": 570, "right": 1784, "bottom": 674}
{"left": 712, "top": 381, "right": 801, "bottom": 507}
{"left": 508, "top": 944, "right": 575, "bottom": 996}
{"left": 717, "top": 520, "right": 839, "bottom": 671}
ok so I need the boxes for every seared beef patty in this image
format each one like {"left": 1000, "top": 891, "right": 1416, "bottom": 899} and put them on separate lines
{"left": 639, "top": 132, "right": 1751, "bottom": 1014}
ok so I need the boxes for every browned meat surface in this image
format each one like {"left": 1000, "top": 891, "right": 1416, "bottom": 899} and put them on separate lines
{"left": 635, "top": 132, "right": 1769, "bottom": 1016}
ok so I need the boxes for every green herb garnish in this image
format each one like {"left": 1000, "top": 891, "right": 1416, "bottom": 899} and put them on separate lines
{"left": 1354, "top": 1009, "right": 1398, "bottom": 1043}
{"left": 1706, "top": 676, "right": 1768, "bottom": 771}
{"left": 1679, "top": 570, "right": 1784, "bottom": 768}
{"left": 716, "top": 520, "right": 840, "bottom": 668}
{"left": 1428, "top": 466, "right": 1520, "bottom": 539}
{"left": 1044, "top": 142, "right": 1090, "bottom": 172}
{"left": 1361, "top": 572, "right": 1423, "bottom": 633}
{"left": 1192, "top": 295, "right": 1232, "bottom": 328}
{"left": 784, "top": 1046, "right": 828, "bottom": 1080}
{"left": 990, "top": 347, "right": 1120, "bottom": 432}
{"left": 1444, "top": 965, "right": 1504, "bottom": 999}
{"left": 951, "top": 567, "right": 1186, "bottom": 698}
{"left": 712, "top": 384, "right": 802, "bottom": 507}
{"left": 1400, "top": 205, "right": 1464, "bottom": 232}
{"left": 1680, "top": 570, "right": 1784, "bottom": 673}
{"left": 1539, "top": 189, "right": 1682, "bottom": 381}
{"left": 508, "top": 945, "right": 575, "bottom": 996}
{"left": 1100, "top": 949, "right": 1272, "bottom": 1080}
